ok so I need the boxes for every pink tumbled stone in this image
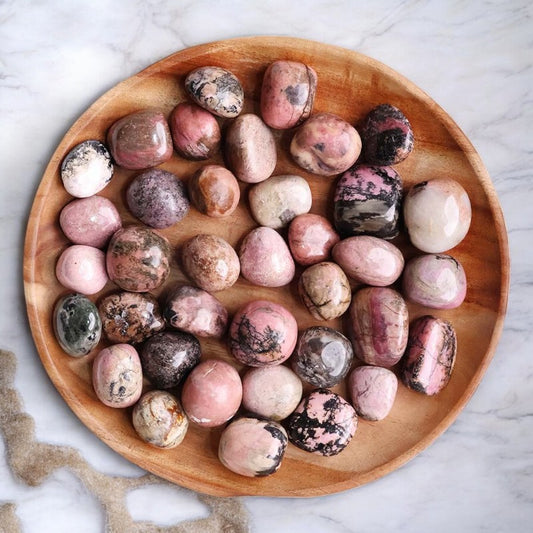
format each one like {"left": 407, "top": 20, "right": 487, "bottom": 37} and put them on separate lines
{"left": 181, "top": 359, "right": 242, "bottom": 427}
{"left": 230, "top": 300, "right": 298, "bottom": 367}
{"left": 59, "top": 195, "right": 121, "bottom": 248}
{"left": 92, "top": 344, "right": 143, "bottom": 408}
{"left": 288, "top": 213, "right": 340, "bottom": 265}
{"left": 348, "top": 366, "right": 398, "bottom": 421}
{"left": 56, "top": 244, "right": 108, "bottom": 295}
{"left": 332, "top": 235, "right": 404, "bottom": 286}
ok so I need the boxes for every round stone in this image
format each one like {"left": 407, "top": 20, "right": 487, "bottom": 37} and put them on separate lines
{"left": 60, "top": 140, "right": 114, "bottom": 198}
{"left": 126, "top": 169, "right": 189, "bottom": 229}
{"left": 403, "top": 178, "right": 472, "bottom": 253}
{"left": 292, "top": 326, "right": 354, "bottom": 388}
{"left": 53, "top": 293, "right": 102, "bottom": 357}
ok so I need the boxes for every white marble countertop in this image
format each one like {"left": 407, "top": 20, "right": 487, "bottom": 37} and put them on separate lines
{"left": 1, "top": 1, "right": 532, "bottom": 531}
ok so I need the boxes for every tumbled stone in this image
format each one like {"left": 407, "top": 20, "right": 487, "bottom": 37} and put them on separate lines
{"left": 53, "top": 293, "right": 102, "bottom": 357}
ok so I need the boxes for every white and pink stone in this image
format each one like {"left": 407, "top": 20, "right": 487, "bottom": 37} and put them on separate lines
{"left": 402, "top": 253, "right": 467, "bottom": 309}
{"left": 218, "top": 417, "right": 288, "bottom": 477}
{"left": 288, "top": 389, "right": 358, "bottom": 456}
{"left": 348, "top": 365, "right": 398, "bottom": 421}
{"left": 403, "top": 178, "right": 472, "bottom": 253}
{"left": 401, "top": 315, "right": 457, "bottom": 396}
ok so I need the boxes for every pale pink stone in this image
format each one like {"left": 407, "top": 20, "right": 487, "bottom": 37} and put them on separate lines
{"left": 56, "top": 244, "right": 108, "bottom": 295}
{"left": 348, "top": 366, "right": 398, "bottom": 421}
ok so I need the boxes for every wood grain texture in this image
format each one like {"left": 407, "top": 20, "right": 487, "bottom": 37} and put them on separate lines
{"left": 23, "top": 37, "right": 509, "bottom": 497}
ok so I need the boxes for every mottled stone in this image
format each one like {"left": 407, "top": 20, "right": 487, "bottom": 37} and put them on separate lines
{"left": 334, "top": 164, "right": 402, "bottom": 239}
{"left": 185, "top": 66, "right": 244, "bottom": 118}
{"left": 402, "top": 253, "right": 467, "bottom": 309}
{"left": 188, "top": 165, "right": 240, "bottom": 218}
{"left": 403, "top": 178, "right": 472, "bottom": 253}
{"left": 242, "top": 366, "right": 303, "bottom": 421}
{"left": 164, "top": 284, "right": 228, "bottom": 338}
{"left": 298, "top": 262, "right": 351, "bottom": 320}
{"left": 219, "top": 417, "right": 288, "bottom": 477}
{"left": 225, "top": 113, "right": 277, "bottom": 183}
{"left": 98, "top": 291, "right": 164, "bottom": 344}
{"left": 139, "top": 331, "right": 201, "bottom": 389}
{"left": 59, "top": 196, "right": 121, "bottom": 248}
{"left": 288, "top": 389, "right": 357, "bottom": 456}
{"left": 169, "top": 102, "right": 221, "bottom": 160}
{"left": 132, "top": 390, "right": 189, "bottom": 448}
{"left": 107, "top": 110, "right": 173, "bottom": 170}
{"left": 126, "top": 169, "right": 189, "bottom": 229}
{"left": 56, "top": 244, "right": 108, "bottom": 295}
{"left": 181, "top": 359, "right": 242, "bottom": 427}
{"left": 402, "top": 315, "right": 457, "bottom": 395}
{"left": 249, "top": 175, "right": 312, "bottom": 229}
{"left": 229, "top": 300, "right": 298, "bottom": 367}
{"left": 348, "top": 287, "right": 409, "bottom": 367}
{"left": 348, "top": 365, "right": 398, "bottom": 421}
{"left": 60, "top": 140, "right": 114, "bottom": 198}
{"left": 181, "top": 234, "right": 240, "bottom": 292}
{"left": 332, "top": 235, "right": 404, "bottom": 286}
{"left": 361, "top": 104, "right": 414, "bottom": 165}
{"left": 290, "top": 112, "right": 362, "bottom": 176}
{"left": 261, "top": 60, "right": 317, "bottom": 129}
{"left": 53, "top": 293, "right": 102, "bottom": 357}
{"left": 92, "top": 344, "right": 143, "bottom": 408}
{"left": 106, "top": 226, "right": 171, "bottom": 292}
{"left": 239, "top": 226, "right": 295, "bottom": 287}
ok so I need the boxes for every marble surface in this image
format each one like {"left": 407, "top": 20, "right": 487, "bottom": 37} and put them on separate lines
{"left": 1, "top": 1, "right": 532, "bottom": 531}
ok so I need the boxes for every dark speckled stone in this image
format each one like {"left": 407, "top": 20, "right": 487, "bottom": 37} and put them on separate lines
{"left": 53, "top": 293, "right": 102, "bottom": 357}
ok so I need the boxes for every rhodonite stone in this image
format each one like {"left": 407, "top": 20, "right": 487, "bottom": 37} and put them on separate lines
{"left": 402, "top": 253, "right": 467, "bottom": 309}
{"left": 98, "top": 291, "right": 164, "bottom": 344}
{"left": 126, "top": 169, "right": 189, "bottom": 229}
{"left": 348, "top": 287, "right": 409, "bottom": 367}
{"left": 288, "top": 389, "right": 358, "bottom": 456}
{"left": 292, "top": 326, "right": 354, "bottom": 388}
{"left": 334, "top": 164, "right": 402, "bottom": 239}
{"left": 403, "top": 178, "right": 472, "bottom": 253}
{"left": 185, "top": 66, "right": 244, "bottom": 118}
{"left": 401, "top": 315, "right": 457, "bottom": 395}
{"left": 219, "top": 417, "right": 288, "bottom": 477}
{"left": 106, "top": 226, "right": 171, "bottom": 292}
{"left": 132, "top": 390, "right": 189, "bottom": 449}
{"left": 107, "top": 110, "right": 173, "bottom": 170}
{"left": 229, "top": 300, "right": 298, "bottom": 367}
{"left": 60, "top": 140, "right": 114, "bottom": 198}
{"left": 53, "top": 293, "right": 102, "bottom": 357}
{"left": 361, "top": 104, "right": 414, "bottom": 165}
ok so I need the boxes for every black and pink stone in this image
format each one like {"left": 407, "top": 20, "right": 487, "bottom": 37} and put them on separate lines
{"left": 361, "top": 103, "right": 414, "bottom": 166}
{"left": 288, "top": 389, "right": 357, "bottom": 456}
{"left": 333, "top": 164, "right": 402, "bottom": 239}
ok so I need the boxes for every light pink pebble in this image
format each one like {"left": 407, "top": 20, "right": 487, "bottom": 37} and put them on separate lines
{"left": 59, "top": 196, "right": 121, "bottom": 248}
{"left": 56, "top": 244, "right": 108, "bottom": 295}
{"left": 242, "top": 366, "right": 303, "bottom": 421}
{"left": 181, "top": 359, "right": 242, "bottom": 427}
{"left": 92, "top": 344, "right": 143, "bottom": 408}
{"left": 348, "top": 366, "right": 398, "bottom": 421}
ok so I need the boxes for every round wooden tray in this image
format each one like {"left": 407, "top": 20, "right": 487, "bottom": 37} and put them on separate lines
{"left": 23, "top": 37, "right": 509, "bottom": 497}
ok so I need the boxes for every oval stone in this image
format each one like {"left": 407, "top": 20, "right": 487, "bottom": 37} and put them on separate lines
{"left": 403, "top": 178, "right": 472, "bottom": 253}
{"left": 53, "top": 293, "right": 102, "bottom": 357}
{"left": 402, "top": 315, "right": 457, "bottom": 395}
{"left": 402, "top": 253, "right": 467, "bottom": 309}
{"left": 348, "top": 287, "right": 409, "bottom": 367}
{"left": 249, "top": 174, "right": 312, "bottom": 229}
{"left": 185, "top": 66, "right": 244, "bottom": 118}
{"left": 332, "top": 235, "right": 404, "bottom": 286}
{"left": 334, "top": 164, "right": 402, "bottom": 239}
{"left": 98, "top": 291, "right": 164, "bottom": 344}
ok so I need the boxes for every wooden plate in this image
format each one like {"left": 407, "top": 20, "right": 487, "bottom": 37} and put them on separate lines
{"left": 23, "top": 37, "right": 509, "bottom": 497}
